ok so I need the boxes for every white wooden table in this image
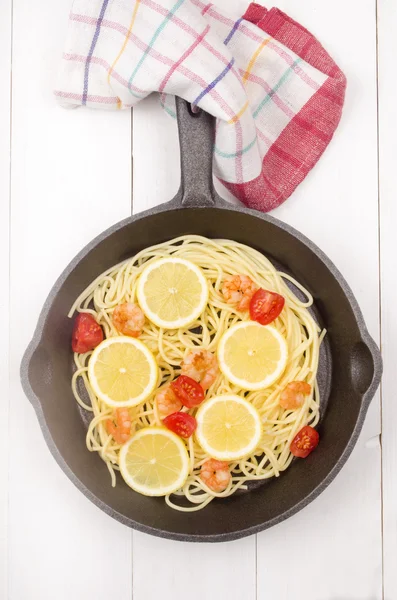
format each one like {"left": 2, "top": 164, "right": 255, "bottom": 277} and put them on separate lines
{"left": 1, "top": 1, "right": 396, "bottom": 598}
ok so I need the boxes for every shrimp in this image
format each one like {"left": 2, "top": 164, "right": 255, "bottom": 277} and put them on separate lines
{"left": 156, "top": 384, "right": 182, "bottom": 418}
{"left": 200, "top": 459, "right": 231, "bottom": 493}
{"left": 221, "top": 274, "right": 259, "bottom": 311}
{"left": 112, "top": 302, "right": 145, "bottom": 338}
{"left": 106, "top": 407, "right": 134, "bottom": 445}
{"left": 181, "top": 349, "right": 219, "bottom": 391}
{"left": 280, "top": 381, "right": 312, "bottom": 410}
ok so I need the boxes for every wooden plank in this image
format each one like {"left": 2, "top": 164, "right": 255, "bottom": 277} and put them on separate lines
{"left": 133, "top": 532, "right": 256, "bottom": 600}
{"left": 378, "top": 1, "right": 397, "bottom": 597}
{"left": 9, "top": 1, "right": 133, "bottom": 598}
{"left": 131, "top": 92, "right": 257, "bottom": 600}
{"left": 132, "top": 96, "right": 180, "bottom": 212}
{"left": 0, "top": 1, "right": 11, "bottom": 597}
{"left": 257, "top": 1, "right": 382, "bottom": 598}
{"left": 130, "top": 15, "right": 266, "bottom": 596}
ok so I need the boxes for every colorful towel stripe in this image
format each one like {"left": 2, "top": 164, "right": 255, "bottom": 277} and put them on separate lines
{"left": 56, "top": 1, "right": 346, "bottom": 212}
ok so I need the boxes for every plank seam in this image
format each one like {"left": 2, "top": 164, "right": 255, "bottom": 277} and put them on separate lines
{"left": 376, "top": 1, "right": 385, "bottom": 598}
{"left": 255, "top": 533, "right": 258, "bottom": 600}
{"left": 131, "top": 107, "right": 134, "bottom": 217}
{"left": 131, "top": 107, "right": 134, "bottom": 600}
{"left": 6, "top": 2, "right": 13, "bottom": 599}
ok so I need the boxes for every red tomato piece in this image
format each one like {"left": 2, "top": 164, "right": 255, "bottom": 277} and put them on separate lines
{"left": 72, "top": 313, "right": 103, "bottom": 353}
{"left": 249, "top": 288, "right": 285, "bottom": 326}
{"left": 290, "top": 426, "right": 319, "bottom": 458}
{"left": 163, "top": 412, "right": 197, "bottom": 438}
{"left": 171, "top": 375, "right": 205, "bottom": 408}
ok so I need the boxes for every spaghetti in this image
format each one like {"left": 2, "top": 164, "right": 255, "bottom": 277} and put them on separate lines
{"left": 69, "top": 235, "right": 324, "bottom": 511}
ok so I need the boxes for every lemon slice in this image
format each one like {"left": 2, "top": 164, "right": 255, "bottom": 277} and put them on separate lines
{"left": 217, "top": 321, "right": 287, "bottom": 390}
{"left": 119, "top": 427, "right": 190, "bottom": 496}
{"left": 88, "top": 337, "right": 158, "bottom": 407}
{"left": 136, "top": 257, "right": 209, "bottom": 329}
{"left": 195, "top": 394, "right": 262, "bottom": 460}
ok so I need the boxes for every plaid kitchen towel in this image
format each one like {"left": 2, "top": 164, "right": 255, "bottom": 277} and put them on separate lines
{"left": 56, "top": 0, "right": 346, "bottom": 211}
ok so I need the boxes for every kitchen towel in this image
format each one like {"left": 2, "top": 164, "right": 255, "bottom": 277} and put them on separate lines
{"left": 56, "top": 0, "right": 346, "bottom": 211}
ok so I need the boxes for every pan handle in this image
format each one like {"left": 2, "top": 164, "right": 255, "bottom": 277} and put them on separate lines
{"left": 175, "top": 97, "right": 216, "bottom": 207}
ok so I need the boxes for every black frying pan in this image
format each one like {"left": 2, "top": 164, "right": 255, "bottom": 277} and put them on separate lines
{"left": 21, "top": 98, "right": 382, "bottom": 542}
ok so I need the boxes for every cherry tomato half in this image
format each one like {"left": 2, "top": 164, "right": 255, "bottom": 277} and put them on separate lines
{"left": 249, "top": 288, "right": 285, "bottom": 326}
{"left": 163, "top": 412, "right": 197, "bottom": 438}
{"left": 72, "top": 313, "right": 104, "bottom": 353}
{"left": 290, "top": 425, "right": 319, "bottom": 458}
{"left": 171, "top": 375, "right": 205, "bottom": 408}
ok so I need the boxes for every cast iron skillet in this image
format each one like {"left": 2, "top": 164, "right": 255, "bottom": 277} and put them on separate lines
{"left": 21, "top": 98, "right": 382, "bottom": 542}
